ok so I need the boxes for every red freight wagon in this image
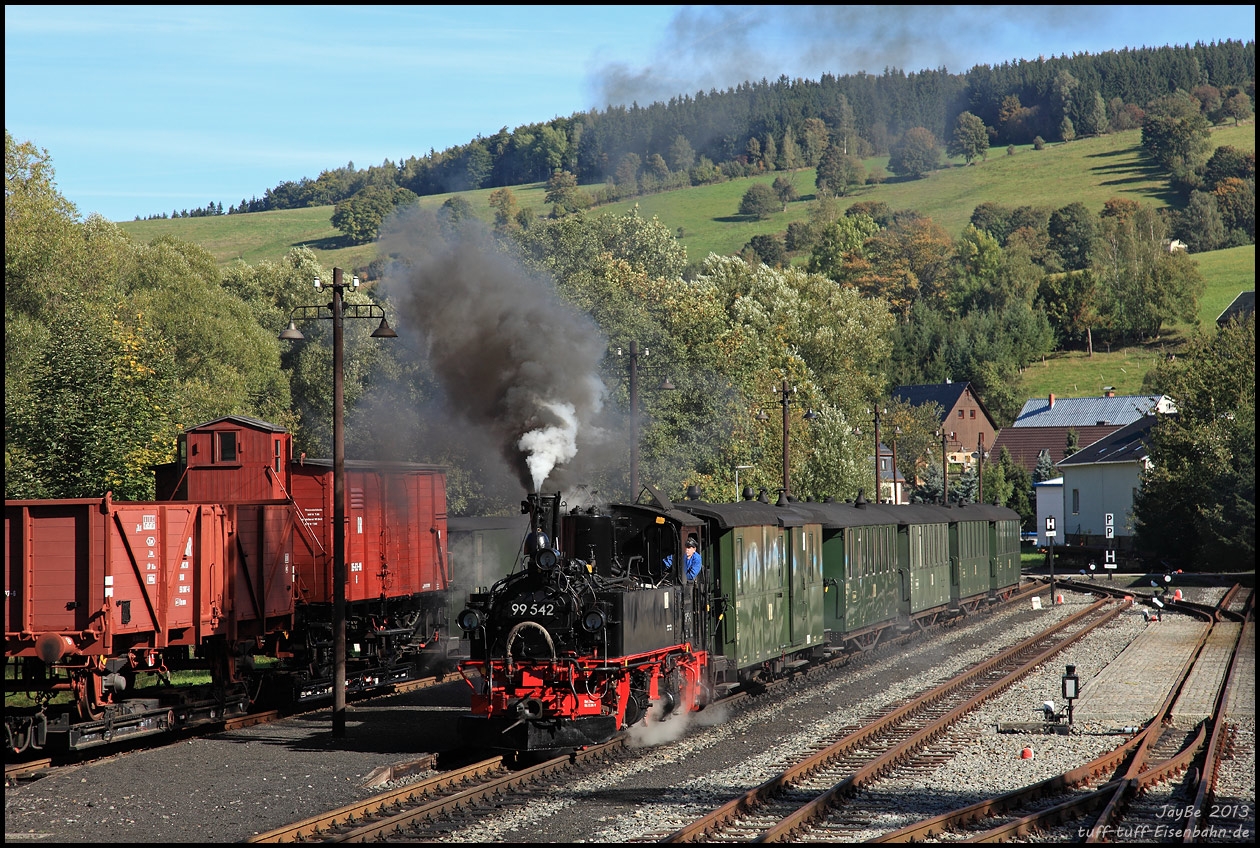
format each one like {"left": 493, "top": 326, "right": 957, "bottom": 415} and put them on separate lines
{"left": 5, "top": 495, "right": 297, "bottom": 749}
{"left": 5, "top": 495, "right": 296, "bottom": 661}
{"left": 288, "top": 459, "right": 450, "bottom": 606}
{"left": 154, "top": 416, "right": 456, "bottom": 698}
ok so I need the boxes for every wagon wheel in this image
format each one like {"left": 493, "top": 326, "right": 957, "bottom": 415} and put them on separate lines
{"left": 71, "top": 667, "right": 104, "bottom": 722}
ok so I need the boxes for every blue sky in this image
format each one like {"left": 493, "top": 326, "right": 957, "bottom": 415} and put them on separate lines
{"left": 6, "top": 5, "right": 1254, "bottom": 222}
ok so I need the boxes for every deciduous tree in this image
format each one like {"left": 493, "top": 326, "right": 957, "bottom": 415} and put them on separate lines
{"left": 888, "top": 127, "right": 941, "bottom": 179}
{"left": 1135, "top": 316, "right": 1255, "bottom": 569}
{"left": 738, "top": 183, "right": 779, "bottom": 220}
{"left": 948, "top": 112, "right": 990, "bottom": 164}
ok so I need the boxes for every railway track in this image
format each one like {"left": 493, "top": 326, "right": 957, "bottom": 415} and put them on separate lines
{"left": 248, "top": 592, "right": 1122, "bottom": 843}
{"left": 646, "top": 597, "right": 1125, "bottom": 842}
{"left": 849, "top": 584, "right": 1254, "bottom": 843}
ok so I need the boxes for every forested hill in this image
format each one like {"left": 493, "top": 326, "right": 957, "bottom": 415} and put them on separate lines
{"left": 151, "top": 39, "right": 1253, "bottom": 221}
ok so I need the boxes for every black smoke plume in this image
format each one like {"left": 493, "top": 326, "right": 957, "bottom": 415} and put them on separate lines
{"left": 376, "top": 209, "right": 611, "bottom": 494}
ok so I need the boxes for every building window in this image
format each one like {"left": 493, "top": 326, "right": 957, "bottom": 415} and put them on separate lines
{"left": 1071, "top": 489, "right": 1080, "bottom": 514}
{"left": 969, "top": 409, "right": 976, "bottom": 419}
{"left": 217, "top": 431, "right": 237, "bottom": 463}
{"left": 274, "top": 439, "right": 283, "bottom": 473}
{"left": 958, "top": 409, "right": 964, "bottom": 419}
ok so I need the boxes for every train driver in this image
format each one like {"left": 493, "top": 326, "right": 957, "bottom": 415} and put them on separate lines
{"left": 663, "top": 536, "right": 702, "bottom": 581}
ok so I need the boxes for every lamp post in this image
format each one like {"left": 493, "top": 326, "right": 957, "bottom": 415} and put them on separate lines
{"left": 976, "top": 431, "right": 986, "bottom": 504}
{"left": 757, "top": 380, "right": 816, "bottom": 499}
{"left": 889, "top": 426, "right": 902, "bottom": 505}
{"left": 279, "top": 267, "right": 397, "bottom": 739}
{"left": 936, "top": 428, "right": 955, "bottom": 504}
{"left": 868, "top": 406, "right": 887, "bottom": 502}
{"left": 619, "top": 341, "right": 674, "bottom": 501}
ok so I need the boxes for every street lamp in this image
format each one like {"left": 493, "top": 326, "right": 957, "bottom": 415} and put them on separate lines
{"left": 279, "top": 267, "right": 397, "bottom": 739}
{"left": 618, "top": 341, "right": 674, "bottom": 501}
{"left": 889, "top": 426, "right": 902, "bottom": 505}
{"left": 936, "top": 428, "right": 956, "bottom": 504}
{"left": 866, "top": 406, "right": 887, "bottom": 502}
{"left": 976, "top": 431, "right": 987, "bottom": 504}
{"left": 756, "top": 380, "right": 817, "bottom": 498}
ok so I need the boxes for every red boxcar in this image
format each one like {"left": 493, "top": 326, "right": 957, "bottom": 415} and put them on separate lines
{"left": 288, "top": 459, "right": 450, "bottom": 607}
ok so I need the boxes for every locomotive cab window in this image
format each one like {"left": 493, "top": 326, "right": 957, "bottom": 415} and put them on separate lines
{"left": 274, "top": 438, "right": 284, "bottom": 473}
{"left": 217, "top": 431, "right": 238, "bottom": 463}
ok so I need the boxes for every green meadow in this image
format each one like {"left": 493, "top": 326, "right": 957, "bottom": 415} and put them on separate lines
{"left": 117, "top": 124, "right": 1255, "bottom": 400}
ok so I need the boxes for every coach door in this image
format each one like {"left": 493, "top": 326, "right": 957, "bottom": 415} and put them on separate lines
{"left": 786, "top": 523, "right": 823, "bottom": 648}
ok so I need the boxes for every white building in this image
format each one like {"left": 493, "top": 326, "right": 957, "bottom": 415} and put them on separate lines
{"left": 1055, "top": 415, "right": 1157, "bottom": 548}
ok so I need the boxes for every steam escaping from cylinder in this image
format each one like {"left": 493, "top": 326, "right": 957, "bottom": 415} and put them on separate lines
{"left": 377, "top": 209, "right": 609, "bottom": 492}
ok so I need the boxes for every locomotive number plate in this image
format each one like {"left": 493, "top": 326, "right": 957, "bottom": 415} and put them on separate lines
{"left": 510, "top": 602, "right": 558, "bottom": 617}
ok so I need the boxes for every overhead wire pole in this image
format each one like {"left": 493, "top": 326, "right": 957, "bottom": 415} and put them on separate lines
{"left": 629, "top": 340, "right": 640, "bottom": 501}
{"left": 280, "top": 267, "right": 397, "bottom": 739}
{"left": 621, "top": 341, "right": 674, "bottom": 502}
{"left": 873, "top": 406, "right": 882, "bottom": 502}
{"left": 780, "top": 380, "right": 791, "bottom": 497}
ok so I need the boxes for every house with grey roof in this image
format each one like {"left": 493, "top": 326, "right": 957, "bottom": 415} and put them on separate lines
{"left": 1054, "top": 413, "right": 1160, "bottom": 550}
{"left": 992, "top": 390, "right": 1174, "bottom": 474}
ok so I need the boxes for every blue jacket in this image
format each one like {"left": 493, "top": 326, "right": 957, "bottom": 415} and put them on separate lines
{"left": 663, "top": 550, "right": 702, "bottom": 581}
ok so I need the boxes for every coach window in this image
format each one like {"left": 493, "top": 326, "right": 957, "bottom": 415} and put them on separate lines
{"left": 217, "top": 431, "right": 238, "bottom": 463}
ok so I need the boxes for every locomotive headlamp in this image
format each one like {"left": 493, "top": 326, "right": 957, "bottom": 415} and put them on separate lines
{"left": 457, "top": 608, "right": 484, "bottom": 632}
{"left": 582, "top": 609, "right": 607, "bottom": 633}
{"left": 535, "top": 548, "right": 558, "bottom": 571}
{"left": 525, "top": 529, "right": 550, "bottom": 555}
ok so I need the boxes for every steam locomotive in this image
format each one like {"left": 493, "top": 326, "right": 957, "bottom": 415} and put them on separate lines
{"left": 454, "top": 486, "right": 1024, "bottom": 755}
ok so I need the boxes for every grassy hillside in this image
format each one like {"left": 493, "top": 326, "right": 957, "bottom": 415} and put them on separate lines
{"left": 118, "top": 124, "right": 1254, "bottom": 272}
{"left": 117, "top": 124, "right": 1254, "bottom": 401}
